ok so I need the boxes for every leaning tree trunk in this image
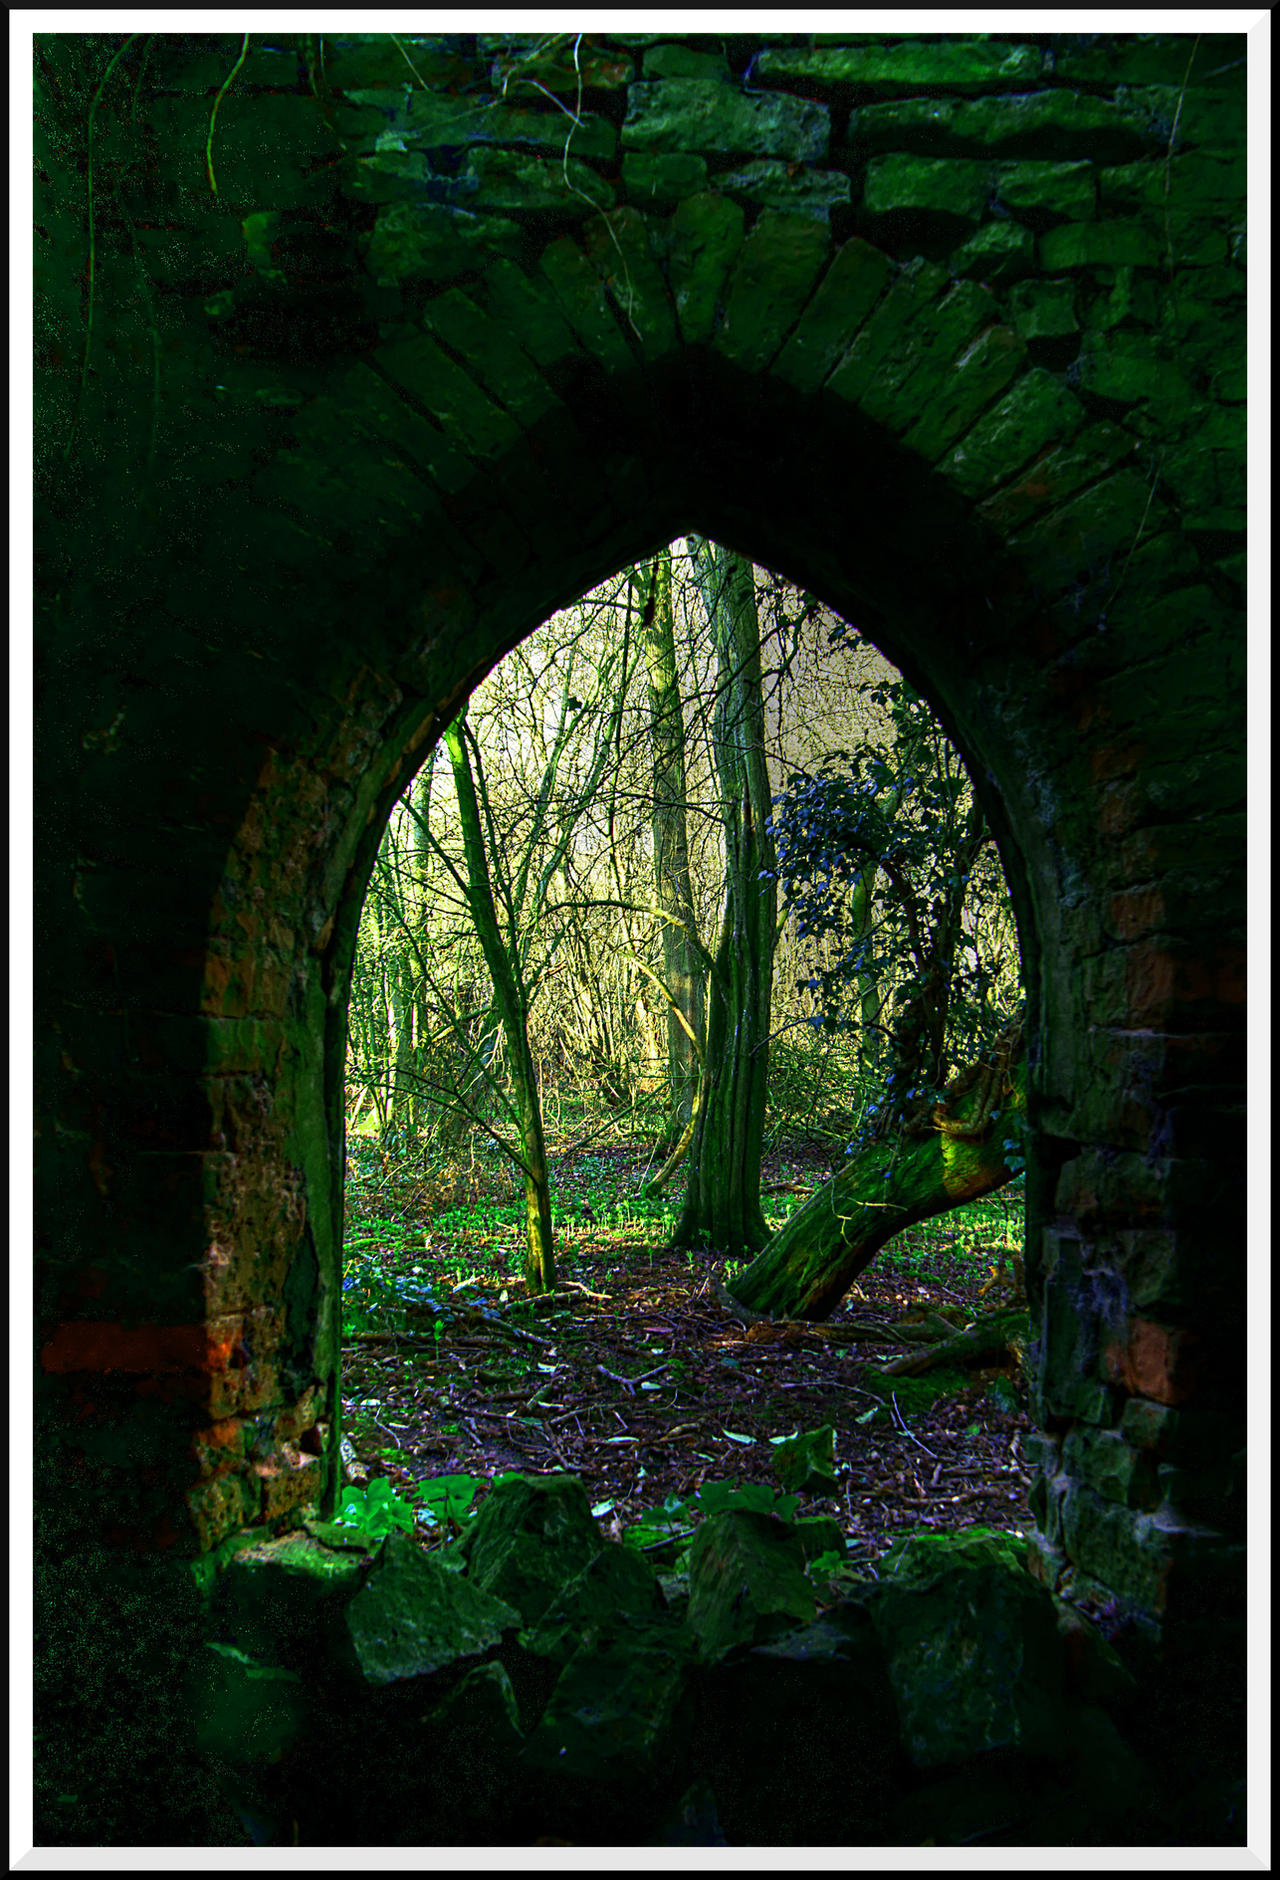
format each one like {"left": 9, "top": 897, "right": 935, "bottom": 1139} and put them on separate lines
{"left": 672, "top": 538, "right": 777, "bottom": 1259}
{"left": 443, "top": 713, "right": 555, "bottom": 1293}
{"left": 724, "top": 1021, "right": 1025, "bottom": 1321}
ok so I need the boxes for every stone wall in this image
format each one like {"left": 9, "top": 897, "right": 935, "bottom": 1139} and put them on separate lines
{"left": 33, "top": 29, "right": 1246, "bottom": 1842}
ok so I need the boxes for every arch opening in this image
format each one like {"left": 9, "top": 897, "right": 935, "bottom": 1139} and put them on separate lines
{"left": 332, "top": 537, "right": 1033, "bottom": 1569}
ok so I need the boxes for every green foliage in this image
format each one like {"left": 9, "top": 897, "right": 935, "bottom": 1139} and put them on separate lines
{"left": 618, "top": 1479, "right": 803, "bottom": 1571}
{"left": 766, "top": 674, "right": 1022, "bottom": 1134}
{"left": 767, "top": 1423, "right": 837, "bottom": 1494}
{"left": 334, "top": 1478, "right": 417, "bottom": 1541}
{"left": 413, "top": 1473, "right": 487, "bottom": 1528}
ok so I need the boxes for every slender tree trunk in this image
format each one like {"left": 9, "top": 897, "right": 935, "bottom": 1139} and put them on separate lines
{"left": 407, "top": 755, "right": 434, "bottom": 1139}
{"left": 672, "top": 539, "right": 777, "bottom": 1258}
{"left": 873, "top": 796, "right": 988, "bottom": 1142}
{"left": 847, "top": 866, "right": 883, "bottom": 1081}
{"left": 443, "top": 713, "right": 555, "bottom": 1292}
{"left": 641, "top": 547, "right": 705, "bottom": 1146}
{"left": 724, "top": 1021, "right": 1025, "bottom": 1321}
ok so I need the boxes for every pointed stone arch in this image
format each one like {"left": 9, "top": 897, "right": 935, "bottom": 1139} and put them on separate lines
{"left": 35, "top": 31, "right": 1244, "bottom": 1700}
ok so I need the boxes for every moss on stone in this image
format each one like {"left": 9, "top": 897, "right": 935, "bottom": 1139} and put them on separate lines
{"left": 717, "top": 160, "right": 851, "bottom": 220}
{"left": 621, "top": 149, "right": 709, "bottom": 205}
{"left": 1039, "top": 221, "right": 1162, "bottom": 270}
{"left": 949, "top": 221, "right": 1036, "bottom": 285}
{"left": 995, "top": 159, "right": 1096, "bottom": 222}
{"left": 716, "top": 210, "right": 832, "bottom": 373}
{"left": 937, "top": 367, "right": 1085, "bottom": 497}
{"left": 771, "top": 236, "right": 892, "bottom": 393}
{"left": 661, "top": 190, "right": 745, "bottom": 346}
{"left": 757, "top": 40, "right": 1047, "bottom": 95}
{"left": 623, "top": 77, "right": 830, "bottom": 163}
{"left": 863, "top": 153, "right": 989, "bottom": 221}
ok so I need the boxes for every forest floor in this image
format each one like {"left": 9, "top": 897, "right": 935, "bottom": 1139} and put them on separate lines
{"left": 340, "top": 1135, "right": 1034, "bottom": 1568}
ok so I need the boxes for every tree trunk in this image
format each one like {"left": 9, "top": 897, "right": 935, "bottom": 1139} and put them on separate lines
{"left": 724, "top": 1021, "right": 1025, "bottom": 1321}
{"left": 443, "top": 713, "right": 555, "bottom": 1293}
{"left": 641, "top": 546, "right": 705, "bottom": 1144}
{"left": 673, "top": 540, "right": 777, "bottom": 1258}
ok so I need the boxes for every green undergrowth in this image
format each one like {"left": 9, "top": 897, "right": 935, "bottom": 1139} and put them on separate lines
{"left": 341, "top": 1132, "right": 1025, "bottom": 1332}
{"left": 333, "top": 1424, "right": 868, "bottom": 1603}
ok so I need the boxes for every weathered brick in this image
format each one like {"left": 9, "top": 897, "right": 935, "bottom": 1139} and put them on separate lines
{"left": 1101, "top": 1318, "right": 1201, "bottom": 1407}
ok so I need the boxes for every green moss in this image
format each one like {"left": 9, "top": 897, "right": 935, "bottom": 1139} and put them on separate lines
{"left": 717, "top": 210, "right": 832, "bottom": 372}
{"left": 664, "top": 191, "right": 746, "bottom": 346}
{"left": 623, "top": 77, "right": 830, "bottom": 163}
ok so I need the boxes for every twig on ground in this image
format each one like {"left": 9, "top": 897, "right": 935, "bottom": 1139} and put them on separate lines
{"left": 890, "top": 1392, "right": 939, "bottom": 1460}
{"left": 595, "top": 1361, "right": 671, "bottom": 1393}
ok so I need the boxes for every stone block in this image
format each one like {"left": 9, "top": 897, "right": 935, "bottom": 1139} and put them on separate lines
{"left": 1120, "top": 1396, "right": 1181, "bottom": 1452}
{"left": 323, "top": 36, "right": 479, "bottom": 93}
{"left": 458, "top": 146, "right": 613, "bottom": 215}
{"left": 186, "top": 1469, "right": 263, "bottom": 1553}
{"left": 1105, "top": 154, "right": 1241, "bottom": 219}
{"left": 1009, "top": 467, "right": 1170, "bottom": 594}
{"left": 948, "top": 221, "right": 1036, "bottom": 285}
{"left": 871, "top": 278, "right": 1000, "bottom": 422}
{"left": 757, "top": 40, "right": 1047, "bottom": 93}
{"left": 716, "top": 210, "right": 831, "bottom": 374}
{"left": 976, "top": 420, "right": 1137, "bottom": 534}
{"left": 1101, "top": 1317, "right": 1201, "bottom": 1407}
{"left": 659, "top": 192, "right": 745, "bottom": 347}
{"left": 717, "top": 160, "right": 851, "bottom": 221}
{"left": 1077, "top": 330, "right": 1195, "bottom": 408}
{"left": 1060, "top": 1483, "right": 1173, "bottom": 1613}
{"left": 687, "top": 1509, "right": 815, "bottom": 1663}
{"left": 771, "top": 237, "right": 893, "bottom": 394}
{"left": 582, "top": 207, "right": 680, "bottom": 360}
{"left": 642, "top": 43, "right": 728, "bottom": 81}
{"left": 373, "top": 331, "right": 522, "bottom": 462}
{"left": 338, "top": 91, "right": 618, "bottom": 162}
{"left": 345, "top": 1531, "right": 519, "bottom": 1684}
{"left": 538, "top": 237, "right": 637, "bottom": 376}
{"left": 823, "top": 256, "right": 950, "bottom": 408}
{"left": 623, "top": 78, "right": 829, "bottom": 163}
{"left": 937, "top": 367, "right": 1085, "bottom": 497}
{"left": 864, "top": 1531, "right": 1067, "bottom": 1768}
{"left": 899, "top": 322, "right": 1025, "bottom": 461}
{"left": 1052, "top": 36, "right": 1245, "bottom": 89}
{"left": 1063, "top": 1426, "right": 1160, "bottom": 1510}
{"left": 848, "top": 91, "right": 1159, "bottom": 160}
{"left": 620, "top": 150, "right": 708, "bottom": 205}
{"left": 1040, "top": 221, "right": 1162, "bottom": 270}
{"left": 1007, "top": 276, "right": 1075, "bottom": 340}
{"left": 995, "top": 159, "right": 1096, "bottom": 222}
{"left": 1029, "top": 1229, "right": 1120, "bottom": 1427}
{"left": 863, "top": 154, "right": 989, "bottom": 221}
{"left": 451, "top": 1472, "right": 604, "bottom": 1628}
{"left": 421, "top": 288, "right": 562, "bottom": 428}
{"left": 362, "top": 201, "right": 522, "bottom": 286}
{"left": 475, "top": 257, "right": 582, "bottom": 372}
{"left": 524, "top": 1610, "right": 693, "bottom": 1782}
{"left": 484, "top": 35, "right": 634, "bottom": 93}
